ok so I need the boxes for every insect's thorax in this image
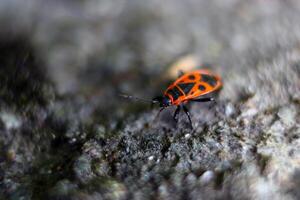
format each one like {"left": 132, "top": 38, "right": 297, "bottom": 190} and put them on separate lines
{"left": 164, "top": 84, "right": 189, "bottom": 105}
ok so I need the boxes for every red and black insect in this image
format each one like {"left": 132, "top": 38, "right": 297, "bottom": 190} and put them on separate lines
{"left": 121, "top": 69, "right": 222, "bottom": 128}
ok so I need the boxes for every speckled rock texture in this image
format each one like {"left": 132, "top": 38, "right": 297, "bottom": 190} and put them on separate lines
{"left": 0, "top": 0, "right": 300, "bottom": 200}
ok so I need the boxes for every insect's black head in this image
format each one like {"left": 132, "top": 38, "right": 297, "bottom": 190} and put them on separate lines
{"left": 152, "top": 96, "right": 171, "bottom": 107}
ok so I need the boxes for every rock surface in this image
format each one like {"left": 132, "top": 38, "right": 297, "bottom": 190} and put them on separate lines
{"left": 0, "top": 0, "right": 300, "bottom": 200}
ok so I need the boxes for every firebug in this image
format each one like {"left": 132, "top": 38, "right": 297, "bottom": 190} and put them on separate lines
{"left": 121, "top": 69, "right": 222, "bottom": 129}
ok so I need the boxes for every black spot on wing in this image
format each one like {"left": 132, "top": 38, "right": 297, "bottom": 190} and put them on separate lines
{"left": 167, "top": 86, "right": 183, "bottom": 100}
{"left": 188, "top": 75, "right": 196, "bottom": 80}
{"left": 198, "top": 84, "right": 206, "bottom": 91}
{"left": 201, "top": 74, "right": 217, "bottom": 87}
{"left": 177, "top": 82, "right": 195, "bottom": 94}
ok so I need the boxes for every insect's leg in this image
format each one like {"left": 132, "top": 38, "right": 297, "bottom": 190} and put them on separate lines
{"left": 177, "top": 70, "right": 184, "bottom": 78}
{"left": 182, "top": 105, "right": 193, "bottom": 129}
{"left": 154, "top": 107, "right": 165, "bottom": 121}
{"left": 191, "top": 97, "right": 215, "bottom": 102}
{"left": 173, "top": 106, "right": 181, "bottom": 123}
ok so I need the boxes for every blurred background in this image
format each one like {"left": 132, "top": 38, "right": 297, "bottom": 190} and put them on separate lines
{"left": 2, "top": 0, "right": 300, "bottom": 92}
{"left": 0, "top": 0, "right": 300, "bottom": 199}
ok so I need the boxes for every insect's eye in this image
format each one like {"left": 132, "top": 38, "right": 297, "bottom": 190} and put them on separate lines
{"left": 163, "top": 98, "right": 171, "bottom": 106}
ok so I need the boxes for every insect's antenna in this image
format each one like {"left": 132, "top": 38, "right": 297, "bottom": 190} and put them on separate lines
{"left": 119, "top": 94, "right": 158, "bottom": 104}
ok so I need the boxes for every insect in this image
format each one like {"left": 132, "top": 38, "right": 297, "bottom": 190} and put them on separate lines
{"left": 121, "top": 69, "right": 222, "bottom": 129}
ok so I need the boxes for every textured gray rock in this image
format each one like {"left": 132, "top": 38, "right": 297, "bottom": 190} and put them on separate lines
{"left": 0, "top": 0, "right": 299, "bottom": 200}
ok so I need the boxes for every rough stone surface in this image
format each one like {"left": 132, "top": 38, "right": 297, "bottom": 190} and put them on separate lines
{"left": 0, "top": 0, "right": 300, "bottom": 200}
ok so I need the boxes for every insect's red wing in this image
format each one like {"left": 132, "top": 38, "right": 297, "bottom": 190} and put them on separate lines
{"left": 175, "top": 69, "right": 222, "bottom": 99}
{"left": 164, "top": 69, "right": 222, "bottom": 105}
